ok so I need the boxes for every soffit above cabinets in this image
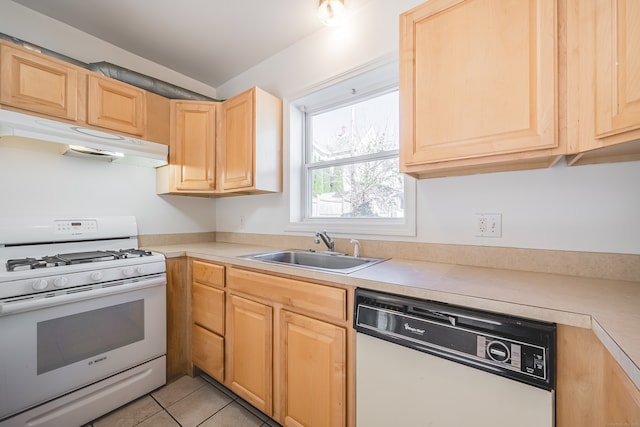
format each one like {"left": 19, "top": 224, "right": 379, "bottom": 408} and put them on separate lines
{"left": 12, "top": 0, "right": 375, "bottom": 88}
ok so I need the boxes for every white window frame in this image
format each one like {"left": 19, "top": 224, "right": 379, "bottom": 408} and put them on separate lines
{"left": 287, "top": 60, "right": 416, "bottom": 237}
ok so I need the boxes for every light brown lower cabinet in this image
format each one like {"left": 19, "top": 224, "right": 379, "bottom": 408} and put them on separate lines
{"left": 190, "top": 260, "right": 226, "bottom": 383}
{"left": 556, "top": 324, "right": 640, "bottom": 426}
{"left": 165, "top": 257, "right": 189, "bottom": 382}
{"left": 226, "top": 267, "right": 351, "bottom": 427}
{"left": 226, "top": 294, "right": 273, "bottom": 415}
{"left": 279, "top": 310, "right": 346, "bottom": 427}
{"left": 192, "top": 282, "right": 224, "bottom": 335}
{"left": 191, "top": 324, "right": 224, "bottom": 382}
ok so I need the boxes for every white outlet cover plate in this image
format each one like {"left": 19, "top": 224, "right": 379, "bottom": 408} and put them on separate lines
{"left": 475, "top": 213, "right": 502, "bottom": 237}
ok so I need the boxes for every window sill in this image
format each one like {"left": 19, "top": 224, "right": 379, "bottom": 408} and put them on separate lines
{"left": 285, "top": 217, "right": 416, "bottom": 237}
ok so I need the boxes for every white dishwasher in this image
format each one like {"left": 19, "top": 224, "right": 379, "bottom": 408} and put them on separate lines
{"left": 354, "top": 289, "right": 556, "bottom": 427}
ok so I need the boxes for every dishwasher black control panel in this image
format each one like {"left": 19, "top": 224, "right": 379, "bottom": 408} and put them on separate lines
{"left": 354, "top": 288, "right": 556, "bottom": 390}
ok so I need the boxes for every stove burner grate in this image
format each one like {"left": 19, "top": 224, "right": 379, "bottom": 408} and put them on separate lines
{"left": 6, "top": 249, "right": 153, "bottom": 272}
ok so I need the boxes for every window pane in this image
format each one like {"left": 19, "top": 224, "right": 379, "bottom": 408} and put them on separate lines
{"left": 310, "top": 157, "right": 404, "bottom": 218}
{"left": 310, "top": 91, "right": 399, "bottom": 162}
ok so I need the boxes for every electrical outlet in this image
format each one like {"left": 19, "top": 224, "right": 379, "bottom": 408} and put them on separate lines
{"left": 475, "top": 213, "right": 502, "bottom": 237}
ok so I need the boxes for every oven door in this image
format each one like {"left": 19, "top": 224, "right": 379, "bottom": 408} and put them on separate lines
{"left": 0, "top": 276, "right": 166, "bottom": 420}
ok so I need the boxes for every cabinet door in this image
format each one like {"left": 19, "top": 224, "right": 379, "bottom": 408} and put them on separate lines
{"left": 400, "top": 0, "right": 556, "bottom": 165}
{"left": 595, "top": 0, "right": 640, "bottom": 138}
{"left": 565, "top": 0, "right": 640, "bottom": 165}
{"left": 226, "top": 295, "right": 273, "bottom": 415}
{"left": 279, "top": 310, "right": 346, "bottom": 427}
{"left": 87, "top": 75, "right": 145, "bottom": 135}
{"left": 171, "top": 101, "right": 217, "bottom": 191}
{"left": 556, "top": 325, "right": 640, "bottom": 427}
{"left": 602, "top": 347, "right": 640, "bottom": 427}
{"left": 219, "top": 88, "right": 254, "bottom": 190}
{"left": 0, "top": 44, "right": 78, "bottom": 121}
{"left": 192, "top": 324, "right": 224, "bottom": 383}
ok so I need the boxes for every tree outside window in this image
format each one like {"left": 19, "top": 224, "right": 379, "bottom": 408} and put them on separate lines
{"left": 306, "top": 90, "right": 403, "bottom": 219}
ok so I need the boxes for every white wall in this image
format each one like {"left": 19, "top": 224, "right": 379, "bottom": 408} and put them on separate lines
{"left": 418, "top": 159, "right": 640, "bottom": 254}
{"left": 0, "top": 1, "right": 217, "bottom": 235}
{"left": 2, "top": 0, "right": 639, "bottom": 253}
{"left": 215, "top": 0, "right": 640, "bottom": 255}
{"left": 0, "top": 139, "right": 216, "bottom": 235}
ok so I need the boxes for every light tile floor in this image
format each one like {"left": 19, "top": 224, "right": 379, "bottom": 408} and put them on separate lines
{"left": 87, "top": 375, "right": 282, "bottom": 427}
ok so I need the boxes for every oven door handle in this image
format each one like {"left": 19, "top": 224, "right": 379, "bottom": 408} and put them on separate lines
{"left": 0, "top": 275, "right": 166, "bottom": 316}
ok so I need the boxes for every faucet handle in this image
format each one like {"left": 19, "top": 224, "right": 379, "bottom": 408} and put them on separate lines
{"left": 350, "top": 239, "right": 360, "bottom": 257}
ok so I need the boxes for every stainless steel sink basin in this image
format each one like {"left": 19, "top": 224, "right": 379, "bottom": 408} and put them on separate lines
{"left": 241, "top": 249, "right": 387, "bottom": 274}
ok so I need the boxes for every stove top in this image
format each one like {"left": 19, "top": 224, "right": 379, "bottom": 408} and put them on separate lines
{"left": 0, "top": 216, "right": 166, "bottom": 300}
{"left": 6, "top": 249, "right": 154, "bottom": 272}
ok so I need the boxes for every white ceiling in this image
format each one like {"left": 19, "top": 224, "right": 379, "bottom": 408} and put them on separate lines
{"left": 12, "top": 0, "right": 371, "bottom": 88}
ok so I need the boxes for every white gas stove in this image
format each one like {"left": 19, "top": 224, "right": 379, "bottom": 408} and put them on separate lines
{"left": 0, "top": 216, "right": 167, "bottom": 427}
{"left": 0, "top": 216, "right": 166, "bottom": 295}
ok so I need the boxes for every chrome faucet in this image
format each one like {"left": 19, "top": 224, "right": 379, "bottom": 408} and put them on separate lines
{"left": 350, "top": 239, "right": 360, "bottom": 257}
{"left": 314, "top": 231, "right": 334, "bottom": 252}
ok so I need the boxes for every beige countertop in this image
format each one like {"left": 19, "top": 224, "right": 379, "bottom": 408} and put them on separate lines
{"left": 146, "top": 241, "right": 640, "bottom": 390}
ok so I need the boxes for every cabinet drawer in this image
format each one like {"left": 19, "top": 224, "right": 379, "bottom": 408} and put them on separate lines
{"left": 192, "top": 282, "right": 225, "bottom": 335}
{"left": 193, "top": 260, "right": 225, "bottom": 288}
{"left": 192, "top": 324, "right": 224, "bottom": 383}
{"left": 228, "top": 268, "right": 346, "bottom": 322}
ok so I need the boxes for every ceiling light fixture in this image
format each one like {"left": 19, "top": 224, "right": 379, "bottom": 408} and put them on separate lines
{"left": 318, "top": 0, "right": 345, "bottom": 27}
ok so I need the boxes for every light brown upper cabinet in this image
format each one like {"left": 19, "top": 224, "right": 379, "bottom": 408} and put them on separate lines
{"left": 400, "top": 0, "right": 561, "bottom": 178}
{"left": 87, "top": 74, "right": 146, "bottom": 136}
{"left": 566, "top": 0, "right": 640, "bottom": 165}
{"left": 157, "top": 87, "right": 282, "bottom": 196}
{"left": 218, "top": 89, "right": 253, "bottom": 190}
{"left": 218, "top": 87, "right": 283, "bottom": 193}
{"left": 0, "top": 41, "right": 169, "bottom": 145}
{"left": 158, "top": 100, "right": 217, "bottom": 193}
{"left": 0, "top": 43, "right": 79, "bottom": 121}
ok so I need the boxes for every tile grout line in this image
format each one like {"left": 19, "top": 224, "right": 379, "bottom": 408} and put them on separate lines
{"left": 148, "top": 393, "right": 183, "bottom": 427}
{"left": 196, "top": 375, "right": 276, "bottom": 426}
{"left": 193, "top": 399, "right": 237, "bottom": 427}
{"left": 192, "top": 375, "right": 257, "bottom": 427}
{"left": 144, "top": 376, "right": 211, "bottom": 426}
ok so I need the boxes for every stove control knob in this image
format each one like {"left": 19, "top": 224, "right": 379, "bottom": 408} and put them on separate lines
{"left": 122, "top": 267, "right": 134, "bottom": 277}
{"left": 90, "top": 271, "right": 104, "bottom": 281}
{"left": 53, "top": 277, "right": 68, "bottom": 288}
{"left": 32, "top": 279, "right": 48, "bottom": 291}
{"left": 136, "top": 266, "right": 146, "bottom": 275}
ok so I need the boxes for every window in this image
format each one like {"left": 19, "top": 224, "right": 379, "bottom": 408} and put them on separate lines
{"left": 289, "top": 61, "right": 416, "bottom": 236}
{"left": 306, "top": 90, "right": 403, "bottom": 219}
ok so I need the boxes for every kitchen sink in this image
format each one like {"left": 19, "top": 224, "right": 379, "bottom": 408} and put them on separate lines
{"left": 241, "top": 249, "right": 387, "bottom": 274}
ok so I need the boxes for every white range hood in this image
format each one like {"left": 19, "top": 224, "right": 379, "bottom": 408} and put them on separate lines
{"left": 0, "top": 109, "right": 168, "bottom": 167}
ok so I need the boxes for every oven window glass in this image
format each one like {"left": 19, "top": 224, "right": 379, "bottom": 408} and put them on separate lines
{"left": 37, "top": 300, "right": 145, "bottom": 375}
